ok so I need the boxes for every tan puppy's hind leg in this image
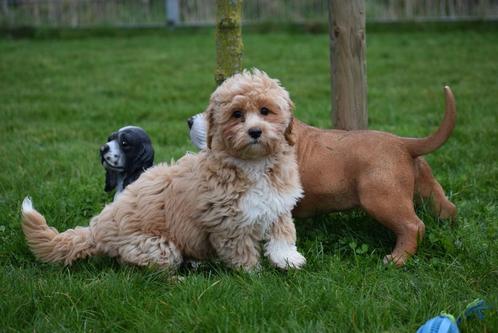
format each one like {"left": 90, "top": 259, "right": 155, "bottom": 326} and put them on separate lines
{"left": 415, "top": 158, "right": 457, "bottom": 221}
{"left": 382, "top": 214, "right": 425, "bottom": 267}
{"left": 366, "top": 201, "right": 425, "bottom": 267}
{"left": 358, "top": 176, "right": 425, "bottom": 267}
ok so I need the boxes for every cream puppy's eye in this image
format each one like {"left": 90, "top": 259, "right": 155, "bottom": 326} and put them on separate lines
{"left": 233, "top": 110, "right": 243, "bottom": 119}
{"left": 260, "top": 107, "right": 270, "bottom": 116}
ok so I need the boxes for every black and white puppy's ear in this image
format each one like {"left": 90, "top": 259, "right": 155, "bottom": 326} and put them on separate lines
{"left": 104, "top": 169, "right": 118, "bottom": 192}
{"left": 123, "top": 141, "right": 154, "bottom": 189}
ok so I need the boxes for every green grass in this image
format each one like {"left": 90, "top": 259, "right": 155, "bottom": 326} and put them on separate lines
{"left": 1, "top": 28, "right": 497, "bottom": 332}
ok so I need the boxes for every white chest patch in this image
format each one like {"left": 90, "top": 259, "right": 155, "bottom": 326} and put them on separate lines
{"left": 238, "top": 174, "right": 302, "bottom": 234}
{"left": 113, "top": 175, "right": 125, "bottom": 201}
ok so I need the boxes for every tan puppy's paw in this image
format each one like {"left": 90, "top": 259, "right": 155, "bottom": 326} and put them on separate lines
{"left": 266, "top": 240, "right": 306, "bottom": 269}
{"left": 383, "top": 254, "right": 409, "bottom": 267}
{"left": 439, "top": 201, "right": 458, "bottom": 221}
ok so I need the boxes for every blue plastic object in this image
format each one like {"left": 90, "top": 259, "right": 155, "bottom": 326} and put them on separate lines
{"left": 456, "top": 299, "right": 491, "bottom": 325}
{"left": 416, "top": 299, "right": 491, "bottom": 333}
{"left": 417, "top": 314, "right": 459, "bottom": 333}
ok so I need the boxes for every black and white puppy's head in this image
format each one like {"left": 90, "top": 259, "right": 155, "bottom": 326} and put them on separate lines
{"left": 187, "top": 113, "right": 208, "bottom": 150}
{"left": 100, "top": 126, "right": 154, "bottom": 196}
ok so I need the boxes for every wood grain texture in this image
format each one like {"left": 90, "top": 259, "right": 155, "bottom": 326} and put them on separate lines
{"left": 328, "top": 0, "right": 368, "bottom": 130}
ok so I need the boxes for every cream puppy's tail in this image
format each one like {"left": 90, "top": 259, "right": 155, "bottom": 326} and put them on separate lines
{"left": 21, "top": 197, "right": 96, "bottom": 265}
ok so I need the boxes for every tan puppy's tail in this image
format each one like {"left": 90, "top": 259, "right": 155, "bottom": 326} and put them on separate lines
{"left": 401, "top": 86, "right": 456, "bottom": 157}
{"left": 21, "top": 197, "right": 96, "bottom": 265}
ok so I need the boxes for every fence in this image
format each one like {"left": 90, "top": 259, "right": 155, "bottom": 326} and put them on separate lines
{"left": 1, "top": 0, "right": 497, "bottom": 28}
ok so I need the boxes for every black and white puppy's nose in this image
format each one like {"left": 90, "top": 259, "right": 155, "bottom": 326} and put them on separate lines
{"left": 100, "top": 144, "right": 110, "bottom": 155}
{"left": 187, "top": 117, "right": 194, "bottom": 130}
{"left": 248, "top": 127, "right": 262, "bottom": 139}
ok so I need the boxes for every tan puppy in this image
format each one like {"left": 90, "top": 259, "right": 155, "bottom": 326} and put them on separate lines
{"left": 188, "top": 87, "right": 457, "bottom": 266}
{"left": 21, "top": 69, "right": 305, "bottom": 271}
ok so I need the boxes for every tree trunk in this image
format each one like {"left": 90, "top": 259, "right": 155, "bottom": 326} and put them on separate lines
{"left": 328, "top": 0, "right": 368, "bottom": 130}
{"left": 215, "top": 0, "right": 243, "bottom": 85}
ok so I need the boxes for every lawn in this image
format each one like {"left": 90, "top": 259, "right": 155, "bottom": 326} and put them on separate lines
{"left": 0, "top": 27, "right": 497, "bottom": 332}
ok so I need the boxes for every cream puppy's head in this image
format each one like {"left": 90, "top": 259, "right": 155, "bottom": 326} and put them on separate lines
{"left": 204, "top": 69, "right": 295, "bottom": 160}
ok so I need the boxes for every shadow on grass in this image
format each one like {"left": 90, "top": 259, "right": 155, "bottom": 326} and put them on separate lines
{"left": 296, "top": 209, "right": 394, "bottom": 261}
{"left": 295, "top": 201, "right": 462, "bottom": 269}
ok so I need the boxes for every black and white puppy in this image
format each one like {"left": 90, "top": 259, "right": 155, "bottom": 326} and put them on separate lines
{"left": 100, "top": 126, "right": 154, "bottom": 199}
{"left": 187, "top": 113, "right": 208, "bottom": 150}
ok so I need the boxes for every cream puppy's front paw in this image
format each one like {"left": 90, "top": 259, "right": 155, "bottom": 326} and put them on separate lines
{"left": 265, "top": 239, "right": 306, "bottom": 269}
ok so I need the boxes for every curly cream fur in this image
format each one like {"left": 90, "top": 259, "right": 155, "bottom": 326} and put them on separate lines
{"left": 21, "top": 69, "right": 305, "bottom": 271}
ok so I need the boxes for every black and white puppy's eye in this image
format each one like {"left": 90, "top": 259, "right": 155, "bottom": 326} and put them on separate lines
{"left": 121, "top": 140, "right": 128, "bottom": 147}
{"left": 233, "top": 110, "right": 243, "bottom": 119}
{"left": 260, "top": 107, "right": 270, "bottom": 116}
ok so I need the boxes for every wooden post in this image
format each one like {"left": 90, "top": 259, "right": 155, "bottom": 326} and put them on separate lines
{"left": 33, "top": 1, "right": 40, "bottom": 26}
{"left": 142, "top": 0, "right": 151, "bottom": 22}
{"left": 1, "top": 0, "right": 8, "bottom": 22}
{"left": 328, "top": 0, "right": 368, "bottom": 130}
{"left": 48, "top": 0, "right": 57, "bottom": 26}
{"left": 405, "top": 0, "right": 414, "bottom": 20}
{"left": 215, "top": 0, "right": 243, "bottom": 85}
{"left": 166, "top": 0, "right": 180, "bottom": 26}
{"left": 70, "top": 0, "right": 79, "bottom": 27}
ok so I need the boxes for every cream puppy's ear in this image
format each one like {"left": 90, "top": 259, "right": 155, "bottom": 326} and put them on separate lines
{"left": 284, "top": 98, "right": 296, "bottom": 146}
{"left": 285, "top": 116, "right": 295, "bottom": 146}
{"left": 205, "top": 104, "right": 215, "bottom": 150}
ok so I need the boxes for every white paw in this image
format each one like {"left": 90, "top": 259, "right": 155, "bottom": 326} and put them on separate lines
{"left": 265, "top": 239, "right": 306, "bottom": 270}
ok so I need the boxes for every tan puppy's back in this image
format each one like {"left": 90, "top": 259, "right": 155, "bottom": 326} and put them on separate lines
{"left": 293, "top": 87, "right": 456, "bottom": 220}
{"left": 293, "top": 123, "right": 414, "bottom": 216}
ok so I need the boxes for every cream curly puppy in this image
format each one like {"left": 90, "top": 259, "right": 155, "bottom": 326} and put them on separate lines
{"left": 21, "top": 69, "right": 305, "bottom": 271}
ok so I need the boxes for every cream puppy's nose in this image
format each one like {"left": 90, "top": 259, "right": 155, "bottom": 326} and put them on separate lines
{"left": 248, "top": 127, "right": 262, "bottom": 139}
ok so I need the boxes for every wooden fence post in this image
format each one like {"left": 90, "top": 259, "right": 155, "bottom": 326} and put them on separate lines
{"left": 166, "top": 0, "right": 180, "bottom": 26}
{"left": 215, "top": 0, "right": 243, "bottom": 85}
{"left": 48, "top": 0, "right": 56, "bottom": 26}
{"left": 2, "top": 0, "right": 11, "bottom": 26}
{"left": 70, "top": 0, "right": 79, "bottom": 27}
{"left": 328, "top": 0, "right": 368, "bottom": 130}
